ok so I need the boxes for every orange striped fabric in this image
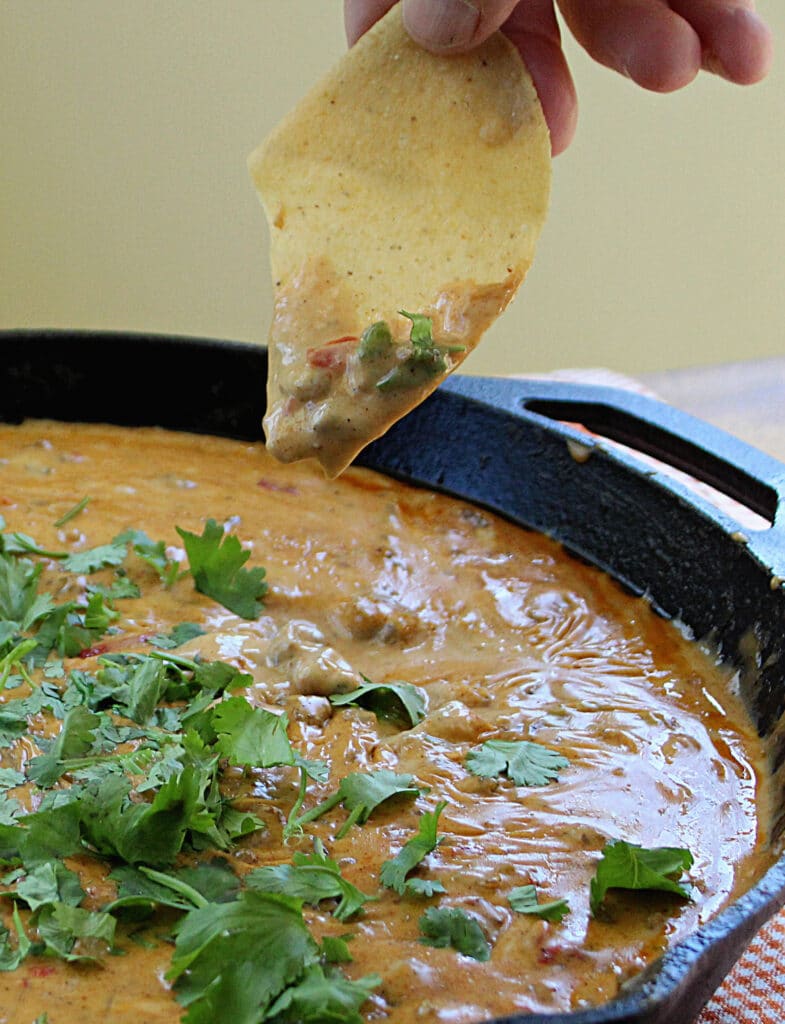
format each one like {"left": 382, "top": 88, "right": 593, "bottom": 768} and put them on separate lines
{"left": 698, "top": 908, "right": 785, "bottom": 1023}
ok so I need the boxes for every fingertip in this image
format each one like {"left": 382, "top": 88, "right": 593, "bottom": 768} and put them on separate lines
{"left": 623, "top": 20, "right": 702, "bottom": 92}
{"left": 708, "top": 8, "right": 774, "bottom": 85}
{"left": 344, "top": 0, "right": 398, "bottom": 46}
{"left": 507, "top": 31, "right": 578, "bottom": 155}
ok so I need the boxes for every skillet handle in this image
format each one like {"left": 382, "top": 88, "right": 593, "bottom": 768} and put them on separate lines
{"left": 440, "top": 375, "right": 785, "bottom": 574}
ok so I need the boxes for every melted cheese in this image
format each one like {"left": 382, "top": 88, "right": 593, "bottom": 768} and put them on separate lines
{"left": 0, "top": 419, "right": 775, "bottom": 1023}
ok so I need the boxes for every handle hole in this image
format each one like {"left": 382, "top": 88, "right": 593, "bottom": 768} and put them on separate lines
{"left": 526, "top": 399, "right": 776, "bottom": 531}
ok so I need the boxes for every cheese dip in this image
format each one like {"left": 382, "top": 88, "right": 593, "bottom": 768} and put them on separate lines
{"left": 0, "top": 420, "right": 775, "bottom": 1024}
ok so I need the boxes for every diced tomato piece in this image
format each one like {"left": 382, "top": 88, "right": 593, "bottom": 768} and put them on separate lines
{"left": 257, "top": 478, "right": 298, "bottom": 495}
{"left": 77, "top": 643, "right": 108, "bottom": 658}
{"left": 27, "top": 964, "right": 57, "bottom": 977}
{"left": 306, "top": 336, "right": 358, "bottom": 370}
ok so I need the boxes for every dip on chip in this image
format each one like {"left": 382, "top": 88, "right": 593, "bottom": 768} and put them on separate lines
{"left": 249, "top": 3, "right": 551, "bottom": 476}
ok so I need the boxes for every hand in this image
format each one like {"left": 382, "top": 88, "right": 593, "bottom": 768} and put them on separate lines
{"left": 344, "top": 0, "right": 773, "bottom": 155}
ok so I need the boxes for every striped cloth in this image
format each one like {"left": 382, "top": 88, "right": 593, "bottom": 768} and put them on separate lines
{"left": 698, "top": 909, "right": 785, "bottom": 1022}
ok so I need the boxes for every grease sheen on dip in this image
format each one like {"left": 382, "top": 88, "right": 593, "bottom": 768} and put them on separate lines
{"left": 0, "top": 419, "right": 775, "bottom": 1024}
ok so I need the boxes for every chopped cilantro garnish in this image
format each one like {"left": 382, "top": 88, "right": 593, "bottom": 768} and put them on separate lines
{"left": 400, "top": 310, "right": 437, "bottom": 355}
{"left": 0, "top": 906, "right": 31, "bottom": 970}
{"left": 177, "top": 519, "right": 268, "bottom": 618}
{"left": 266, "top": 963, "right": 380, "bottom": 1024}
{"left": 247, "top": 839, "right": 375, "bottom": 921}
{"left": 418, "top": 906, "right": 490, "bottom": 961}
{"left": 62, "top": 541, "right": 128, "bottom": 574}
{"left": 26, "top": 705, "right": 102, "bottom": 787}
{"left": 53, "top": 496, "right": 90, "bottom": 528}
{"left": 589, "top": 840, "right": 694, "bottom": 916}
{"left": 115, "top": 528, "right": 181, "bottom": 587}
{"left": 380, "top": 802, "right": 446, "bottom": 896}
{"left": 11, "top": 860, "right": 85, "bottom": 911}
{"left": 35, "top": 902, "right": 116, "bottom": 962}
{"left": 106, "top": 864, "right": 212, "bottom": 914}
{"left": 375, "top": 311, "right": 464, "bottom": 392}
{"left": 320, "top": 934, "right": 354, "bottom": 963}
{"left": 166, "top": 890, "right": 379, "bottom": 1024}
{"left": 465, "top": 739, "right": 569, "bottom": 786}
{"left": 0, "top": 767, "right": 25, "bottom": 791}
{"left": 330, "top": 674, "right": 426, "bottom": 728}
{"left": 209, "top": 697, "right": 294, "bottom": 769}
{"left": 509, "top": 884, "right": 570, "bottom": 922}
{"left": 82, "top": 591, "right": 120, "bottom": 632}
{"left": 149, "top": 622, "right": 205, "bottom": 649}
{"left": 295, "top": 770, "right": 422, "bottom": 839}
{"left": 357, "top": 321, "right": 393, "bottom": 360}
{"left": 87, "top": 573, "right": 141, "bottom": 601}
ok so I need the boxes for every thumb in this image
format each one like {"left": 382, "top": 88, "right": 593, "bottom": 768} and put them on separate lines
{"left": 402, "top": 0, "right": 521, "bottom": 52}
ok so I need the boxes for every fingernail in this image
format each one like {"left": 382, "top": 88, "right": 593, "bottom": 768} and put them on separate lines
{"left": 704, "top": 51, "right": 730, "bottom": 80}
{"left": 402, "top": 0, "right": 480, "bottom": 51}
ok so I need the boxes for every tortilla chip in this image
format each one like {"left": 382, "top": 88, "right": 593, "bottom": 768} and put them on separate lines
{"left": 249, "top": 3, "right": 551, "bottom": 476}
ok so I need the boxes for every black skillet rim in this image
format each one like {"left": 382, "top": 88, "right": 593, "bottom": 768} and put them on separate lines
{"left": 3, "top": 327, "right": 785, "bottom": 1024}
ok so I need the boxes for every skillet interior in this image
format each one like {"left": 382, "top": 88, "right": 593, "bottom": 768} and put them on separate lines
{"left": 3, "top": 328, "right": 785, "bottom": 1024}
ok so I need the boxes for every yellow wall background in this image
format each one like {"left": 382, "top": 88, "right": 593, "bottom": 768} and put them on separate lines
{"left": 1, "top": 1, "right": 782, "bottom": 377}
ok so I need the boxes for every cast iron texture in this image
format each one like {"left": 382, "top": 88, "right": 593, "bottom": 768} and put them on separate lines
{"left": 3, "top": 329, "right": 785, "bottom": 1024}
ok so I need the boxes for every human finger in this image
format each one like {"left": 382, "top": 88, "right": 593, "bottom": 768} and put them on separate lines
{"left": 402, "top": 0, "right": 520, "bottom": 52}
{"left": 668, "top": 0, "right": 773, "bottom": 83}
{"left": 344, "top": 0, "right": 398, "bottom": 46}
{"left": 502, "top": 0, "right": 578, "bottom": 155}
{"left": 557, "top": 0, "right": 703, "bottom": 91}
{"left": 345, "top": 0, "right": 577, "bottom": 154}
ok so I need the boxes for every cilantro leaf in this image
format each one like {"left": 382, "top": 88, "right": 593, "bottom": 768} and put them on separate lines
{"left": 0, "top": 795, "right": 22, "bottom": 826}
{"left": 177, "top": 519, "right": 267, "bottom": 619}
{"left": 465, "top": 739, "right": 569, "bottom": 787}
{"left": 77, "top": 768, "right": 202, "bottom": 867}
{"left": 297, "top": 770, "right": 422, "bottom": 839}
{"left": 35, "top": 902, "right": 116, "bottom": 962}
{"left": 26, "top": 705, "right": 102, "bottom": 787}
{"left": 400, "top": 310, "right": 438, "bottom": 356}
{"left": 380, "top": 802, "right": 446, "bottom": 896}
{"left": 82, "top": 591, "right": 120, "bottom": 633}
{"left": 112, "top": 657, "right": 169, "bottom": 725}
{"left": 357, "top": 321, "right": 393, "bottom": 361}
{"left": 87, "top": 573, "right": 140, "bottom": 601}
{"left": 62, "top": 541, "right": 128, "bottom": 574}
{"left": 320, "top": 935, "right": 354, "bottom": 964}
{"left": 375, "top": 312, "right": 464, "bottom": 393}
{"left": 13, "top": 860, "right": 85, "bottom": 912}
{"left": 174, "top": 859, "right": 241, "bottom": 905}
{"left": 589, "top": 840, "right": 694, "bottom": 916}
{"left": 16, "top": 802, "right": 83, "bottom": 867}
{"left": 402, "top": 878, "right": 445, "bottom": 898}
{"left": 149, "top": 622, "right": 205, "bottom": 649}
{"left": 106, "top": 863, "right": 238, "bottom": 916}
{"left": 167, "top": 891, "right": 318, "bottom": 1024}
{"left": 418, "top": 906, "right": 490, "bottom": 961}
{"left": 210, "top": 697, "right": 294, "bottom": 769}
{"left": 509, "top": 884, "right": 570, "bottom": 923}
{"left": 0, "top": 553, "right": 43, "bottom": 623}
{"left": 336, "top": 771, "right": 421, "bottom": 823}
{"left": 0, "top": 713, "right": 27, "bottom": 750}
{"left": 247, "top": 839, "right": 374, "bottom": 921}
{"left": 265, "top": 963, "right": 380, "bottom": 1024}
{"left": 0, "top": 768, "right": 25, "bottom": 792}
{"left": 330, "top": 675, "right": 426, "bottom": 728}
{"left": 115, "top": 528, "right": 181, "bottom": 586}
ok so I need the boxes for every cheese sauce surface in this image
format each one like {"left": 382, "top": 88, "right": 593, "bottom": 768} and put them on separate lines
{"left": 0, "top": 420, "right": 775, "bottom": 1024}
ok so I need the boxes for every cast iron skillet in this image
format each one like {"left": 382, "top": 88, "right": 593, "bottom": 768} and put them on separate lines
{"left": 4, "top": 328, "right": 785, "bottom": 1024}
